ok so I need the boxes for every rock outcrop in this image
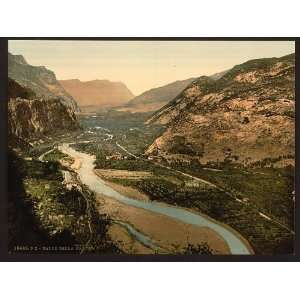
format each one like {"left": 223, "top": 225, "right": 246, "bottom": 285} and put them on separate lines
{"left": 146, "top": 54, "right": 295, "bottom": 167}
{"left": 8, "top": 78, "right": 80, "bottom": 141}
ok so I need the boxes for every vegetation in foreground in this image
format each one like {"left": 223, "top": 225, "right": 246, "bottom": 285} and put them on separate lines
{"left": 8, "top": 149, "right": 120, "bottom": 254}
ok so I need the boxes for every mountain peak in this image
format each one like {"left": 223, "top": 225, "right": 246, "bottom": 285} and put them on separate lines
{"left": 9, "top": 53, "right": 27, "bottom": 65}
{"left": 8, "top": 52, "right": 79, "bottom": 111}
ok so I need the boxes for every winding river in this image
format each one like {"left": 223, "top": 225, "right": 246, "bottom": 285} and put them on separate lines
{"left": 59, "top": 143, "right": 252, "bottom": 255}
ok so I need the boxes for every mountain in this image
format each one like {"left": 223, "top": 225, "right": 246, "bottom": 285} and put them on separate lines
{"left": 59, "top": 79, "right": 134, "bottom": 112}
{"left": 146, "top": 54, "right": 295, "bottom": 167}
{"left": 120, "top": 70, "right": 229, "bottom": 113}
{"left": 8, "top": 53, "right": 79, "bottom": 111}
{"left": 209, "top": 69, "right": 229, "bottom": 80}
{"left": 8, "top": 78, "right": 80, "bottom": 142}
{"left": 118, "top": 78, "right": 196, "bottom": 113}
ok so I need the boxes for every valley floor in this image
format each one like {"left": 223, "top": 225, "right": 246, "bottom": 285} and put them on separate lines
{"left": 60, "top": 142, "right": 239, "bottom": 254}
{"left": 71, "top": 113, "right": 294, "bottom": 255}
{"left": 8, "top": 111, "right": 294, "bottom": 255}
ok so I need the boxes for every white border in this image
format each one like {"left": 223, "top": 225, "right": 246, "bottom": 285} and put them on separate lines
{"left": 1, "top": 1, "right": 299, "bottom": 299}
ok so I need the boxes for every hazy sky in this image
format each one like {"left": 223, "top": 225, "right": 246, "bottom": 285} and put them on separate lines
{"left": 9, "top": 40, "right": 294, "bottom": 95}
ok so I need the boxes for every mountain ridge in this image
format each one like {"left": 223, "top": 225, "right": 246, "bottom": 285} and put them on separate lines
{"left": 118, "top": 77, "right": 197, "bottom": 113}
{"left": 119, "top": 69, "right": 229, "bottom": 113}
{"left": 145, "top": 53, "right": 295, "bottom": 167}
{"left": 8, "top": 52, "right": 79, "bottom": 111}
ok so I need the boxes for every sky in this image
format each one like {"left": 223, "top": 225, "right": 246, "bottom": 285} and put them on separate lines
{"left": 9, "top": 40, "right": 295, "bottom": 95}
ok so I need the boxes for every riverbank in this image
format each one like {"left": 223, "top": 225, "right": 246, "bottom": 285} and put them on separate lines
{"left": 94, "top": 167, "right": 254, "bottom": 254}
{"left": 94, "top": 169, "right": 150, "bottom": 202}
{"left": 96, "top": 193, "right": 230, "bottom": 254}
{"left": 60, "top": 144, "right": 230, "bottom": 254}
{"left": 59, "top": 142, "right": 252, "bottom": 254}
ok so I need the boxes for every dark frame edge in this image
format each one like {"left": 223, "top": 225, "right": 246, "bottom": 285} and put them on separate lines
{"left": 0, "top": 39, "right": 8, "bottom": 262}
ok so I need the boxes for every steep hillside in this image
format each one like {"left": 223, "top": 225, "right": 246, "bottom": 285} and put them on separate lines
{"left": 120, "top": 78, "right": 196, "bottom": 113}
{"left": 8, "top": 53, "right": 79, "bottom": 111}
{"left": 59, "top": 79, "right": 134, "bottom": 112}
{"left": 146, "top": 54, "right": 295, "bottom": 167}
{"left": 8, "top": 78, "right": 80, "bottom": 142}
{"left": 8, "top": 77, "right": 35, "bottom": 99}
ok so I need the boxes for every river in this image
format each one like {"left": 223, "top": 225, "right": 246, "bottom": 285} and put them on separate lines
{"left": 59, "top": 143, "right": 252, "bottom": 255}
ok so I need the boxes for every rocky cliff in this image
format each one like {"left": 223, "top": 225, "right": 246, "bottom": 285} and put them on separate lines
{"left": 8, "top": 77, "right": 35, "bottom": 100}
{"left": 8, "top": 78, "right": 80, "bottom": 142}
{"left": 146, "top": 54, "right": 295, "bottom": 167}
{"left": 59, "top": 79, "right": 134, "bottom": 112}
{"left": 8, "top": 53, "right": 79, "bottom": 111}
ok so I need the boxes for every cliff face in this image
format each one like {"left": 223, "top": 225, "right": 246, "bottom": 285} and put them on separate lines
{"left": 8, "top": 79, "right": 80, "bottom": 142}
{"left": 146, "top": 54, "right": 295, "bottom": 167}
{"left": 59, "top": 79, "right": 134, "bottom": 112}
{"left": 8, "top": 53, "right": 79, "bottom": 111}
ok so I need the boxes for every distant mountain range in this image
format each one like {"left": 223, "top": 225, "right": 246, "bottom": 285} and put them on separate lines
{"left": 118, "top": 78, "right": 196, "bottom": 113}
{"left": 8, "top": 53, "right": 79, "bottom": 111}
{"left": 146, "top": 53, "right": 295, "bottom": 167}
{"left": 59, "top": 79, "right": 134, "bottom": 113}
{"left": 118, "top": 70, "right": 229, "bottom": 113}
